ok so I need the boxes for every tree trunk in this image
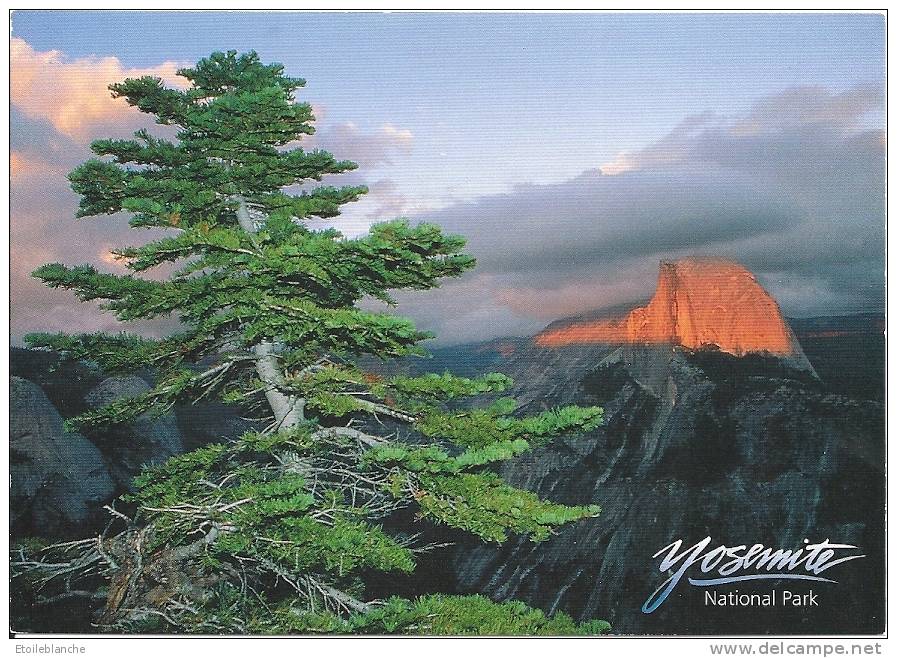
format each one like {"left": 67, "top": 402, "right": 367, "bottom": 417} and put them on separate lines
{"left": 235, "top": 197, "right": 305, "bottom": 430}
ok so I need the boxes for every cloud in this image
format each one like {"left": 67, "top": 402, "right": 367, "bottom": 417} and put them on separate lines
{"left": 598, "top": 84, "right": 884, "bottom": 183}
{"left": 389, "top": 85, "right": 884, "bottom": 344}
{"left": 10, "top": 37, "right": 186, "bottom": 142}
{"left": 10, "top": 41, "right": 883, "bottom": 350}
{"left": 10, "top": 150, "right": 65, "bottom": 180}
{"left": 300, "top": 117, "right": 420, "bottom": 234}
{"left": 8, "top": 41, "right": 419, "bottom": 342}
{"left": 10, "top": 111, "right": 177, "bottom": 343}
{"left": 312, "top": 121, "right": 414, "bottom": 168}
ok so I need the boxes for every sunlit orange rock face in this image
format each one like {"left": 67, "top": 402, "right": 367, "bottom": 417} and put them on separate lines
{"left": 535, "top": 259, "right": 797, "bottom": 356}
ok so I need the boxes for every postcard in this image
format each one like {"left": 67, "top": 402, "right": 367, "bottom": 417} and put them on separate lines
{"left": 7, "top": 8, "right": 887, "bottom": 648}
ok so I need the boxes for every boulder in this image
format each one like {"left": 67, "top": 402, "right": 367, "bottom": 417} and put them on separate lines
{"left": 10, "top": 376, "right": 115, "bottom": 537}
{"left": 175, "top": 399, "right": 258, "bottom": 452}
{"left": 83, "top": 375, "right": 184, "bottom": 488}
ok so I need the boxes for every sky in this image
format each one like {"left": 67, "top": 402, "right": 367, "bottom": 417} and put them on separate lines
{"left": 10, "top": 11, "right": 886, "bottom": 345}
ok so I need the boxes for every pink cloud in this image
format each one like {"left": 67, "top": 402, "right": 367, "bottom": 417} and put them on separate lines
{"left": 10, "top": 150, "right": 66, "bottom": 181}
{"left": 10, "top": 37, "right": 187, "bottom": 142}
{"left": 316, "top": 121, "right": 413, "bottom": 167}
{"left": 10, "top": 147, "right": 176, "bottom": 342}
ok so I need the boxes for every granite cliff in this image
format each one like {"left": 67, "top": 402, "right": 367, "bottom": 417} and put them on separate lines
{"left": 435, "top": 261, "right": 884, "bottom": 634}
{"left": 536, "top": 259, "right": 811, "bottom": 366}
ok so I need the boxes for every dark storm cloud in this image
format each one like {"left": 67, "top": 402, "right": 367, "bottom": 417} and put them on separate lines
{"left": 386, "top": 85, "right": 885, "bottom": 344}
{"left": 425, "top": 167, "right": 801, "bottom": 274}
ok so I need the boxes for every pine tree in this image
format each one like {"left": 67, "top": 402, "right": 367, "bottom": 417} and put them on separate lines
{"left": 16, "top": 51, "right": 608, "bottom": 635}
